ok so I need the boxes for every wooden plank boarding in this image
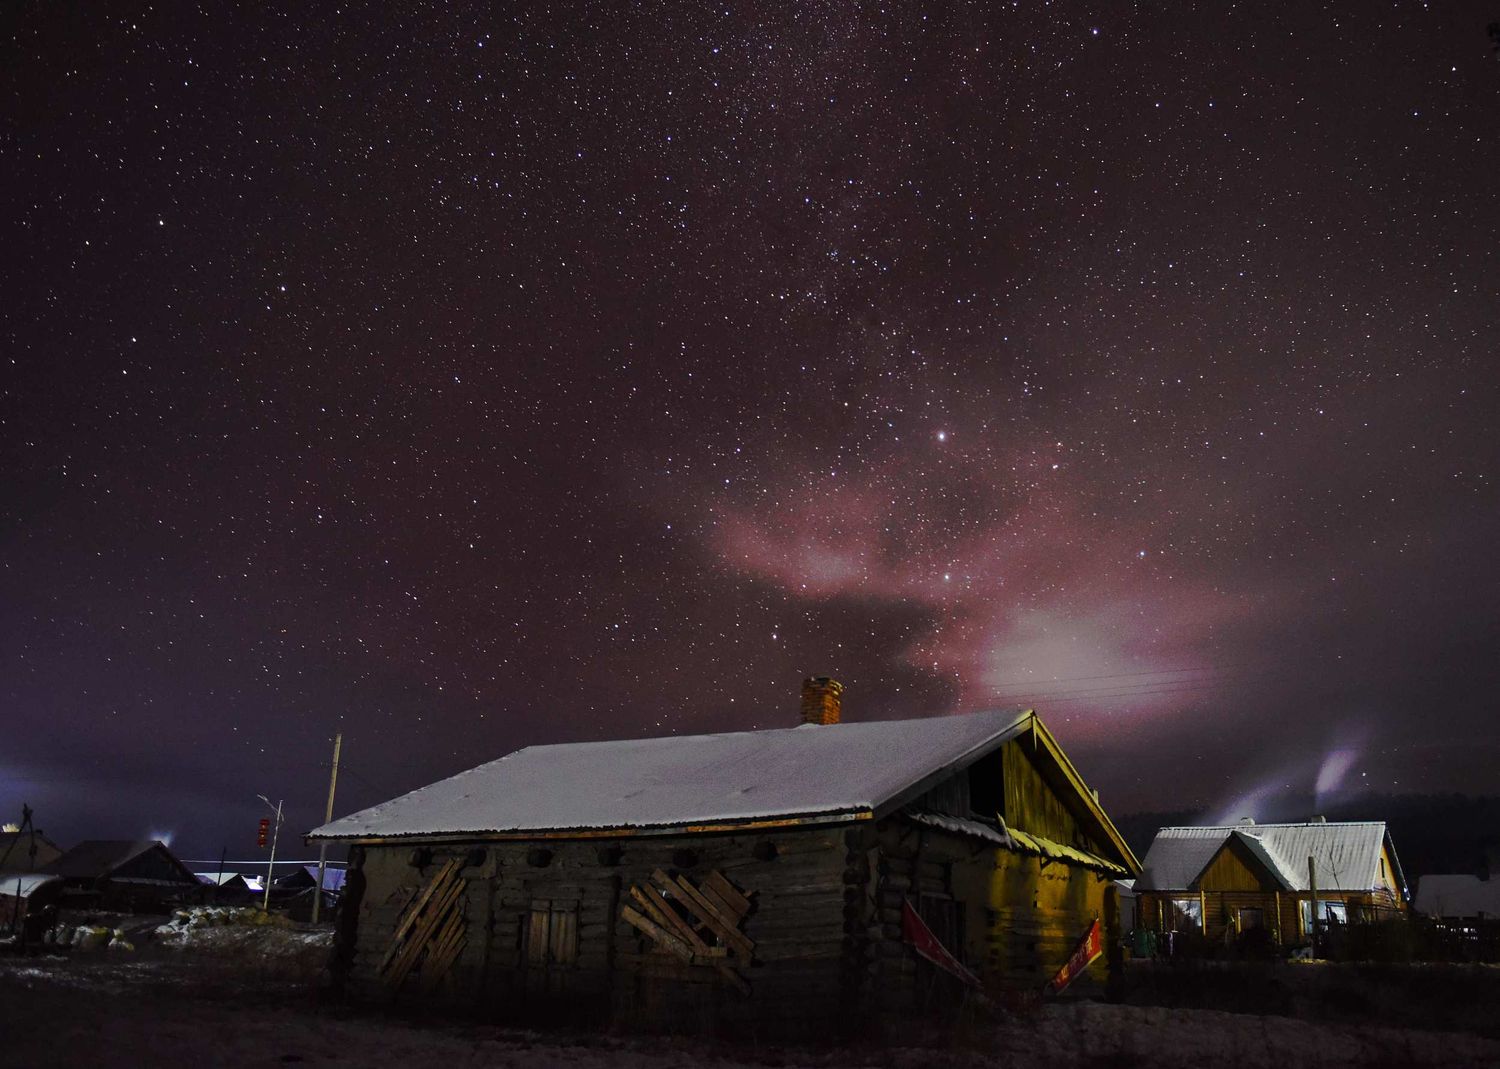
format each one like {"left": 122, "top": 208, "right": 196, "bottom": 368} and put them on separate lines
{"left": 631, "top": 882, "right": 711, "bottom": 954}
{"left": 703, "top": 870, "right": 751, "bottom": 917}
{"left": 620, "top": 869, "right": 756, "bottom": 994}
{"left": 621, "top": 904, "right": 694, "bottom": 962}
{"left": 378, "top": 858, "right": 461, "bottom": 975}
{"left": 379, "top": 857, "right": 468, "bottom": 992}
{"left": 668, "top": 873, "right": 755, "bottom": 957}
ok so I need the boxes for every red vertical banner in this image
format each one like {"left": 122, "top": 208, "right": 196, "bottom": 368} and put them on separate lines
{"left": 1046, "top": 918, "right": 1103, "bottom": 994}
{"left": 901, "top": 899, "right": 982, "bottom": 988}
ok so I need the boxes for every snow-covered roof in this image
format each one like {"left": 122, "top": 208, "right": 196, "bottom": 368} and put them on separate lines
{"left": 274, "top": 865, "right": 347, "bottom": 891}
{"left": 905, "top": 810, "right": 1129, "bottom": 875}
{"left": 0, "top": 873, "right": 61, "bottom": 898}
{"left": 1137, "top": 822, "right": 1395, "bottom": 892}
{"left": 312, "top": 708, "right": 1034, "bottom": 841}
{"left": 195, "top": 871, "right": 248, "bottom": 887}
{"left": 1416, "top": 874, "right": 1500, "bottom": 918}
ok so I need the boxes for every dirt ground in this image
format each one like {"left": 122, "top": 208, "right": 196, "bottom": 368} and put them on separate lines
{"left": 3, "top": 947, "right": 1500, "bottom": 1069}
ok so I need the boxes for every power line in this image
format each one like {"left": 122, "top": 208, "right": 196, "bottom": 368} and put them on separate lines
{"left": 989, "top": 671, "right": 1242, "bottom": 704}
{"left": 985, "top": 663, "right": 1253, "bottom": 692}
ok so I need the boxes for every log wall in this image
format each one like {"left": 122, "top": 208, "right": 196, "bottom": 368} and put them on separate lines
{"left": 345, "top": 824, "right": 856, "bottom": 1034}
{"left": 872, "top": 816, "right": 1112, "bottom": 1002}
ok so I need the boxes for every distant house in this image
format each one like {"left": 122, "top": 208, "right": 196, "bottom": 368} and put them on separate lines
{"left": 195, "top": 871, "right": 258, "bottom": 904}
{"left": 43, "top": 840, "right": 201, "bottom": 912}
{"left": 309, "top": 682, "right": 1139, "bottom": 1034}
{"left": 1135, "top": 820, "right": 1408, "bottom": 949}
{"left": 1416, "top": 875, "right": 1500, "bottom": 923}
{"left": 274, "top": 864, "right": 347, "bottom": 895}
{"left": 274, "top": 864, "right": 346, "bottom": 920}
{"left": 0, "top": 830, "right": 63, "bottom": 873}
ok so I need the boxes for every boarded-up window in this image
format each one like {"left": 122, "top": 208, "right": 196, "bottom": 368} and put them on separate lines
{"left": 523, "top": 900, "right": 578, "bottom": 967}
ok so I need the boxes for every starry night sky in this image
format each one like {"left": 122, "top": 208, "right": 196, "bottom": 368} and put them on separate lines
{"left": 4, "top": 4, "right": 1498, "bottom": 859}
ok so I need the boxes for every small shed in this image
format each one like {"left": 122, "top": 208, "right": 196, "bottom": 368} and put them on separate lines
{"left": 1135, "top": 821, "right": 1408, "bottom": 950}
{"left": 43, "top": 840, "right": 201, "bottom": 912}
{"left": 310, "top": 688, "right": 1139, "bottom": 1034}
{"left": 0, "top": 874, "right": 64, "bottom": 939}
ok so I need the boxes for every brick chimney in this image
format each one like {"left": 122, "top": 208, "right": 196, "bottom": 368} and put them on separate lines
{"left": 800, "top": 676, "right": 843, "bottom": 725}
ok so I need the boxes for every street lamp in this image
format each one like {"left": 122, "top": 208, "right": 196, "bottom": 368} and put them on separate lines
{"left": 256, "top": 795, "right": 284, "bottom": 912}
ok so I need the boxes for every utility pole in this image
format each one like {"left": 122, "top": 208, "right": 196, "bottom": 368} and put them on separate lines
{"left": 312, "top": 732, "right": 342, "bottom": 924}
{"left": 257, "top": 795, "right": 284, "bottom": 912}
{"left": 1307, "top": 855, "right": 1318, "bottom": 958}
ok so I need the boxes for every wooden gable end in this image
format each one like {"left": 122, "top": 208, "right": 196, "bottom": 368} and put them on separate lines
{"left": 997, "top": 740, "right": 1094, "bottom": 851}
{"left": 1193, "top": 836, "right": 1283, "bottom": 893}
{"left": 909, "top": 740, "right": 1092, "bottom": 850}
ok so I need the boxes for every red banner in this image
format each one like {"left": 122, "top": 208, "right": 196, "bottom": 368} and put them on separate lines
{"left": 1045, "top": 917, "right": 1103, "bottom": 994}
{"left": 901, "top": 900, "right": 981, "bottom": 988}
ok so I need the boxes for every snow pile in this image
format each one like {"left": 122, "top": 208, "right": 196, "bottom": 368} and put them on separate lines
{"left": 153, "top": 906, "right": 331, "bottom": 971}
{"left": 156, "top": 906, "right": 291, "bottom": 937}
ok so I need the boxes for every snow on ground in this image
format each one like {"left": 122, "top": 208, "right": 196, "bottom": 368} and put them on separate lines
{"left": 153, "top": 906, "right": 333, "bottom": 967}
{"left": 3, "top": 953, "right": 1499, "bottom": 1069}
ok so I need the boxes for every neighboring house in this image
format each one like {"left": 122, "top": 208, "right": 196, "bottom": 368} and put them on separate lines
{"left": 42, "top": 840, "right": 202, "bottom": 912}
{"left": 1135, "top": 820, "right": 1408, "bottom": 949}
{"left": 1416, "top": 875, "right": 1500, "bottom": 922}
{"left": 195, "top": 871, "right": 258, "bottom": 904}
{"left": 274, "top": 864, "right": 347, "bottom": 895}
{"left": 0, "top": 830, "right": 63, "bottom": 873}
{"left": 309, "top": 681, "right": 1140, "bottom": 1034}
{"left": 274, "top": 864, "right": 347, "bottom": 920}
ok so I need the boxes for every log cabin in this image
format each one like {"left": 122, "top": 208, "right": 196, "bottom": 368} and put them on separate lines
{"left": 309, "top": 679, "right": 1140, "bottom": 1034}
{"left": 1134, "top": 820, "right": 1409, "bottom": 952}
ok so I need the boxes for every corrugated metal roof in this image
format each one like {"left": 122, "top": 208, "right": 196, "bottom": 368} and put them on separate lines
{"left": 1137, "top": 822, "right": 1390, "bottom": 892}
{"left": 1416, "top": 875, "right": 1500, "bottom": 918}
{"left": 1230, "top": 830, "right": 1302, "bottom": 890}
{"left": 312, "top": 709, "right": 1034, "bottom": 840}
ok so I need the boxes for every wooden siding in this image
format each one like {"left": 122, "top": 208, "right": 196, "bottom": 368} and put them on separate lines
{"left": 1137, "top": 889, "right": 1394, "bottom": 946}
{"left": 1195, "top": 836, "right": 1284, "bottom": 893}
{"left": 999, "top": 740, "right": 1106, "bottom": 856}
{"left": 875, "top": 817, "right": 1113, "bottom": 1000}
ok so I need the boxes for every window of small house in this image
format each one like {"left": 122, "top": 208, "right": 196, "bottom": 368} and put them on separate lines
{"left": 523, "top": 900, "right": 578, "bottom": 967}
{"left": 1237, "top": 907, "right": 1264, "bottom": 930}
{"left": 1168, "top": 897, "right": 1202, "bottom": 930}
{"left": 1300, "top": 899, "right": 1348, "bottom": 932}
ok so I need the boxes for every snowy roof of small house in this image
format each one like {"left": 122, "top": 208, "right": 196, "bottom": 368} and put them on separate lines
{"left": 195, "top": 871, "right": 249, "bottom": 887}
{"left": 1136, "top": 822, "right": 1398, "bottom": 893}
{"left": 312, "top": 708, "right": 1040, "bottom": 841}
{"left": 1416, "top": 874, "right": 1500, "bottom": 919}
{"left": 0, "top": 873, "right": 61, "bottom": 898}
{"left": 274, "top": 865, "right": 346, "bottom": 891}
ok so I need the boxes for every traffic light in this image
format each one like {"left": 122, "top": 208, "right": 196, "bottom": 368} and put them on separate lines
{"left": 257, "top": 817, "right": 270, "bottom": 848}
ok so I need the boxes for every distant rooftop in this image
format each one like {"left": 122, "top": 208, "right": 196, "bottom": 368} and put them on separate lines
{"left": 1137, "top": 821, "right": 1402, "bottom": 893}
{"left": 1416, "top": 874, "right": 1500, "bottom": 918}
